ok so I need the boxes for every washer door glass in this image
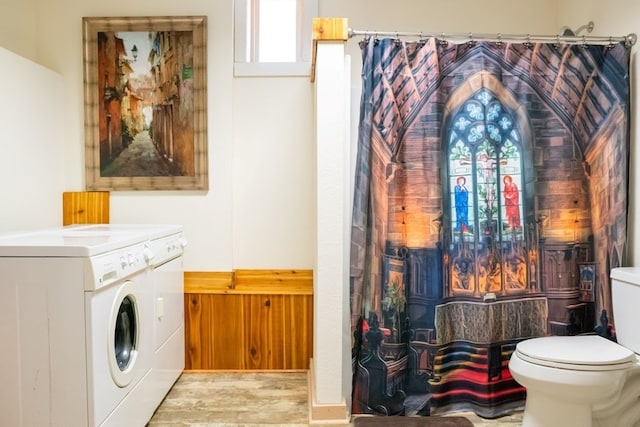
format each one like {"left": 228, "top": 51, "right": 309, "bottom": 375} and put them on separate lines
{"left": 108, "top": 280, "right": 140, "bottom": 387}
{"left": 115, "top": 295, "right": 137, "bottom": 371}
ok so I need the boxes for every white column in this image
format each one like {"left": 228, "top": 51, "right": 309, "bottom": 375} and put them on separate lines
{"left": 311, "top": 39, "right": 352, "bottom": 423}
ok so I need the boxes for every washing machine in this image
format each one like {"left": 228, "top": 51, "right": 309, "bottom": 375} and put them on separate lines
{"left": 71, "top": 224, "right": 187, "bottom": 406}
{"left": 0, "top": 226, "right": 168, "bottom": 427}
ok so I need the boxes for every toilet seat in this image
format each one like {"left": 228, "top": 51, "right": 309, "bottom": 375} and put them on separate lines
{"left": 515, "top": 335, "right": 635, "bottom": 371}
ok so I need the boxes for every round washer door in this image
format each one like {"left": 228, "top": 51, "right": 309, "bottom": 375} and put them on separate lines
{"left": 108, "top": 281, "right": 140, "bottom": 387}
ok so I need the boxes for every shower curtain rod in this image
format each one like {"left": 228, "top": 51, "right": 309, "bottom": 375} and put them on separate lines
{"left": 348, "top": 28, "right": 637, "bottom": 47}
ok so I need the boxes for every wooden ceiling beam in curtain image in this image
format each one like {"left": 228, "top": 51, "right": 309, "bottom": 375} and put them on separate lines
{"left": 349, "top": 36, "right": 631, "bottom": 419}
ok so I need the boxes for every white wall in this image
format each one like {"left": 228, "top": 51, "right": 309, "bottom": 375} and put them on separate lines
{"left": 0, "top": 1, "right": 37, "bottom": 60}
{"left": 0, "top": 47, "right": 64, "bottom": 231}
{"left": 231, "top": 78, "right": 315, "bottom": 268}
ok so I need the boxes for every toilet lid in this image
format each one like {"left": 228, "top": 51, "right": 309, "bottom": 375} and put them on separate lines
{"left": 515, "top": 335, "right": 636, "bottom": 371}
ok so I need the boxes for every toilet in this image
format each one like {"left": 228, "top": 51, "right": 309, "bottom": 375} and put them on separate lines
{"left": 508, "top": 267, "right": 640, "bottom": 427}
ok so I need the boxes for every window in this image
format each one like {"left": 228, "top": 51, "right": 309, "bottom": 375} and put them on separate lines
{"left": 234, "top": 0, "right": 317, "bottom": 76}
{"left": 448, "top": 90, "right": 524, "bottom": 241}
{"left": 447, "top": 89, "right": 528, "bottom": 295}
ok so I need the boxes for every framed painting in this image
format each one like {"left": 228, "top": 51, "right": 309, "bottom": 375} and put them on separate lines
{"left": 82, "top": 16, "right": 208, "bottom": 191}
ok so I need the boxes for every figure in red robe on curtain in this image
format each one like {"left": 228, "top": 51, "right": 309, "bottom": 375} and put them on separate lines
{"left": 503, "top": 175, "right": 521, "bottom": 230}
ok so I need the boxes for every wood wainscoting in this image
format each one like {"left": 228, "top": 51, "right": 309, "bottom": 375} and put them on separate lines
{"left": 184, "top": 269, "right": 313, "bottom": 370}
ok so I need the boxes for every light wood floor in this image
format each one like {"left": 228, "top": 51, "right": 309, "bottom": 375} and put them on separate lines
{"left": 147, "top": 372, "right": 523, "bottom": 426}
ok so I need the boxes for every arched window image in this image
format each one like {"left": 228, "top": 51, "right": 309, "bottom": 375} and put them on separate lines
{"left": 446, "top": 89, "right": 527, "bottom": 297}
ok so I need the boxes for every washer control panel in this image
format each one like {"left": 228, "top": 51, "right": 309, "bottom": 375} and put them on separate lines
{"left": 87, "top": 242, "right": 149, "bottom": 291}
{"left": 147, "top": 233, "right": 187, "bottom": 266}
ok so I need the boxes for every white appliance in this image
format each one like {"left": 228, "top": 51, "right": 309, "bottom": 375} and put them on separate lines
{"left": 148, "top": 227, "right": 187, "bottom": 401}
{"left": 508, "top": 267, "right": 640, "bottom": 427}
{"left": 77, "top": 224, "right": 187, "bottom": 406}
{"left": 0, "top": 224, "right": 185, "bottom": 427}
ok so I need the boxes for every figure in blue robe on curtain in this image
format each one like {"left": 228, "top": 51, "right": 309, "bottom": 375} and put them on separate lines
{"left": 454, "top": 176, "right": 469, "bottom": 232}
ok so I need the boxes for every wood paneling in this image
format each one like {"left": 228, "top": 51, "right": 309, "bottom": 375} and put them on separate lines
{"left": 184, "top": 270, "right": 313, "bottom": 370}
{"left": 62, "top": 191, "right": 109, "bottom": 225}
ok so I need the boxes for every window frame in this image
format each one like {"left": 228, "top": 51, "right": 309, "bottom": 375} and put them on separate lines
{"left": 234, "top": 0, "right": 317, "bottom": 77}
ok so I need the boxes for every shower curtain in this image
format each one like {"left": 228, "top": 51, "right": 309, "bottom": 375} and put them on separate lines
{"left": 350, "top": 36, "right": 631, "bottom": 418}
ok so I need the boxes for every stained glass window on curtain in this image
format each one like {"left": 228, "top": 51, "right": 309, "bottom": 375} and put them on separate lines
{"left": 447, "top": 89, "right": 525, "bottom": 296}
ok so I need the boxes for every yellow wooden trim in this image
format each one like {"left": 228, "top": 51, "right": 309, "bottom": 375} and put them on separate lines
{"left": 184, "top": 271, "right": 234, "bottom": 293}
{"left": 311, "top": 17, "right": 349, "bottom": 83}
{"left": 62, "top": 191, "right": 110, "bottom": 225}
{"left": 312, "top": 17, "right": 349, "bottom": 41}
{"left": 183, "top": 369, "right": 308, "bottom": 373}
{"left": 184, "top": 270, "right": 313, "bottom": 295}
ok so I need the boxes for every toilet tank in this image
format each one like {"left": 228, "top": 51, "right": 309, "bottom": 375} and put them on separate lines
{"left": 611, "top": 267, "right": 640, "bottom": 354}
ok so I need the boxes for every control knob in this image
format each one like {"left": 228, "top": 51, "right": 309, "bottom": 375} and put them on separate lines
{"left": 143, "top": 246, "right": 155, "bottom": 263}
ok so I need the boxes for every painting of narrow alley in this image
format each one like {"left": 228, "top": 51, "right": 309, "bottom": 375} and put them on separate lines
{"left": 98, "top": 29, "right": 194, "bottom": 177}
{"left": 82, "top": 16, "right": 208, "bottom": 191}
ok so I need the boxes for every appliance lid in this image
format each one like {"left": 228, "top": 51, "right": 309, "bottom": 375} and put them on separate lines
{"left": 515, "top": 335, "right": 636, "bottom": 371}
{"left": 70, "top": 224, "right": 183, "bottom": 240}
{"left": 0, "top": 227, "right": 149, "bottom": 257}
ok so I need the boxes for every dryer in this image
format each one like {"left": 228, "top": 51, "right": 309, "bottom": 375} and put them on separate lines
{"left": 146, "top": 226, "right": 187, "bottom": 403}
{"left": 0, "top": 226, "right": 176, "bottom": 427}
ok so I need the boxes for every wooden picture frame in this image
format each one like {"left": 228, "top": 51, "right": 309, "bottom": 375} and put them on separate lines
{"left": 82, "top": 16, "right": 208, "bottom": 191}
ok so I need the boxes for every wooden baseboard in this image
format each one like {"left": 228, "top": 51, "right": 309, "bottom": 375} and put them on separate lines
{"left": 307, "top": 359, "right": 350, "bottom": 424}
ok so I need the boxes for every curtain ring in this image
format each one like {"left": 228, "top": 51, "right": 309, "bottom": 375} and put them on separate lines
{"left": 439, "top": 32, "right": 448, "bottom": 47}
{"left": 495, "top": 33, "right": 504, "bottom": 48}
{"left": 607, "top": 36, "right": 615, "bottom": 50}
{"left": 467, "top": 32, "right": 476, "bottom": 47}
{"left": 582, "top": 35, "right": 587, "bottom": 49}
{"left": 554, "top": 35, "right": 561, "bottom": 50}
